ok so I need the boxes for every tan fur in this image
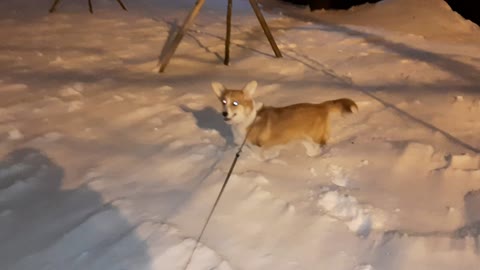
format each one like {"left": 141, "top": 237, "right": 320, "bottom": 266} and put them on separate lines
{"left": 211, "top": 80, "right": 357, "bottom": 148}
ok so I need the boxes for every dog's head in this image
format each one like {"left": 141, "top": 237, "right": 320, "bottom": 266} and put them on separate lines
{"left": 211, "top": 80, "right": 257, "bottom": 124}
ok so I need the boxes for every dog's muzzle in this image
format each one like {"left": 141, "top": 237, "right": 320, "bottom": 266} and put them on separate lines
{"left": 222, "top": 111, "right": 235, "bottom": 121}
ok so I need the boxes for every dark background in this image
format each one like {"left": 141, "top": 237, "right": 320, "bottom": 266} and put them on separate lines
{"left": 281, "top": 0, "right": 480, "bottom": 27}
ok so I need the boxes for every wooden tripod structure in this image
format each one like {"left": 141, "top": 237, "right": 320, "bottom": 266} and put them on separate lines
{"left": 49, "top": 0, "right": 128, "bottom": 14}
{"left": 159, "top": 0, "right": 282, "bottom": 73}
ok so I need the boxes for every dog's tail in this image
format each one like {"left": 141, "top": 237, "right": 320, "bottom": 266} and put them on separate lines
{"left": 324, "top": 98, "right": 358, "bottom": 115}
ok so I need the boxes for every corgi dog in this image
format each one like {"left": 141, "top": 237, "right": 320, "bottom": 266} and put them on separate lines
{"left": 211, "top": 80, "right": 357, "bottom": 152}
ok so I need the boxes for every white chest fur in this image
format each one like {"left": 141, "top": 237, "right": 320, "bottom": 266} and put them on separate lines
{"left": 230, "top": 103, "right": 260, "bottom": 145}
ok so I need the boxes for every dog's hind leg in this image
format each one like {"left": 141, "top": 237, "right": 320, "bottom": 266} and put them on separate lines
{"left": 313, "top": 121, "right": 329, "bottom": 146}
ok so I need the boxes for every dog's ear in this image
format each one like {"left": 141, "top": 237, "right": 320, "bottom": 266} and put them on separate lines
{"left": 211, "top": 81, "right": 226, "bottom": 98}
{"left": 243, "top": 80, "right": 257, "bottom": 98}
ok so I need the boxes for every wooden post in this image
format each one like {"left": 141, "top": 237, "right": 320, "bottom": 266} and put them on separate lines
{"left": 159, "top": 0, "right": 206, "bottom": 73}
{"left": 88, "top": 0, "right": 93, "bottom": 13}
{"left": 116, "top": 0, "right": 128, "bottom": 11}
{"left": 224, "top": 0, "right": 233, "bottom": 65}
{"left": 158, "top": 0, "right": 282, "bottom": 73}
{"left": 49, "top": 0, "right": 62, "bottom": 13}
{"left": 248, "top": 0, "right": 282, "bottom": 58}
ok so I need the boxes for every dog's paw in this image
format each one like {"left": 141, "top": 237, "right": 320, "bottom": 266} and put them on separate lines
{"left": 302, "top": 141, "right": 322, "bottom": 157}
{"left": 242, "top": 145, "right": 281, "bottom": 161}
{"left": 242, "top": 144, "right": 264, "bottom": 160}
{"left": 261, "top": 148, "right": 281, "bottom": 160}
{"left": 233, "top": 137, "right": 244, "bottom": 146}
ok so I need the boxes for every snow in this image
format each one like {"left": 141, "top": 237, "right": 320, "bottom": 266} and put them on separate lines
{"left": 0, "top": 0, "right": 479, "bottom": 269}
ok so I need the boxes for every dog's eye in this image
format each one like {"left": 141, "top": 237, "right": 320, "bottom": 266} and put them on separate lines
{"left": 222, "top": 99, "right": 227, "bottom": 104}
{"left": 232, "top": 101, "right": 239, "bottom": 106}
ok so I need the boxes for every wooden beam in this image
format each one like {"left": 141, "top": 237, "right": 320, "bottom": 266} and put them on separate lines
{"left": 49, "top": 0, "right": 62, "bottom": 13}
{"left": 88, "top": 0, "right": 93, "bottom": 13}
{"left": 224, "top": 0, "right": 233, "bottom": 65}
{"left": 159, "top": 0, "right": 206, "bottom": 72}
{"left": 116, "top": 0, "right": 128, "bottom": 11}
{"left": 248, "top": 0, "right": 282, "bottom": 58}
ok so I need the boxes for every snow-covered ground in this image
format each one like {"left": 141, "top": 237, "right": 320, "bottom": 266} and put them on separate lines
{"left": 1, "top": 0, "right": 479, "bottom": 269}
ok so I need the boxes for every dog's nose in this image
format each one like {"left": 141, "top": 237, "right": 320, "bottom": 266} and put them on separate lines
{"left": 222, "top": 112, "right": 228, "bottom": 117}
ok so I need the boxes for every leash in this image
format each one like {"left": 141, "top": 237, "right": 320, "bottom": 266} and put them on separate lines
{"left": 182, "top": 118, "right": 255, "bottom": 270}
